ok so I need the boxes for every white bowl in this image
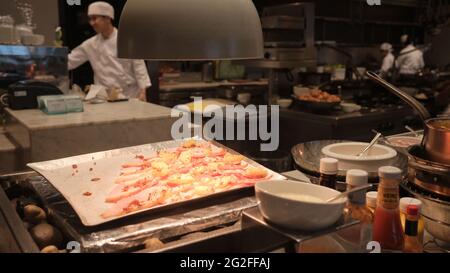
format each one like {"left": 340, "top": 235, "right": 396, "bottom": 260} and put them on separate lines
{"left": 340, "top": 102, "right": 362, "bottom": 113}
{"left": 321, "top": 142, "right": 397, "bottom": 172}
{"left": 255, "top": 180, "right": 346, "bottom": 231}
{"left": 386, "top": 136, "right": 422, "bottom": 148}
{"left": 237, "top": 93, "right": 251, "bottom": 104}
{"left": 277, "top": 98, "right": 293, "bottom": 108}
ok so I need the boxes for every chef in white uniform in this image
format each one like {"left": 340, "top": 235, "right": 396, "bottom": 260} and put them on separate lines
{"left": 68, "top": 2, "right": 151, "bottom": 100}
{"left": 379, "top": 43, "right": 394, "bottom": 77}
{"left": 395, "top": 34, "right": 425, "bottom": 76}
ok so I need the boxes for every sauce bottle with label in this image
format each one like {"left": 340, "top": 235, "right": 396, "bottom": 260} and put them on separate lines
{"left": 403, "top": 205, "right": 423, "bottom": 253}
{"left": 400, "top": 197, "right": 424, "bottom": 244}
{"left": 372, "top": 166, "right": 404, "bottom": 251}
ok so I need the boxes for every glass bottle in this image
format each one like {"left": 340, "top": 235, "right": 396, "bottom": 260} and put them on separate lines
{"left": 344, "top": 169, "right": 374, "bottom": 249}
{"left": 366, "top": 191, "right": 377, "bottom": 214}
{"left": 403, "top": 205, "right": 423, "bottom": 253}
{"left": 319, "top": 158, "right": 338, "bottom": 190}
{"left": 400, "top": 197, "right": 424, "bottom": 244}
{"left": 373, "top": 166, "right": 404, "bottom": 251}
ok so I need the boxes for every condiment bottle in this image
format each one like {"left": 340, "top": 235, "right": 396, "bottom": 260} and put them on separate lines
{"left": 366, "top": 191, "right": 378, "bottom": 214}
{"left": 373, "top": 166, "right": 404, "bottom": 251}
{"left": 344, "top": 169, "right": 374, "bottom": 249}
{"left": 319, "top": 158, "right": 338, "bottom": 189}
{"left": 403, "top": 205, "right": 423, "bottom": 253}
{"left": 400, "top": 197, "right": 424, "bottom": 244}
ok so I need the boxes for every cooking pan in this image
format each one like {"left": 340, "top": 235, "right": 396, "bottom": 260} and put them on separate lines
{"left": 366, "top": 71, "right": 450, "bottom": 165}
{"left": 291, "top": 94, "right": 340, "bottom": 112}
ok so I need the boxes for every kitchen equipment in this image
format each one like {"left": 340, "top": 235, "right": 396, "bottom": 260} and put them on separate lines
{"left": 401, "top": 179, "right": 450, "bottom": 243}
{"left": 291, "top": 140, "right": 408, "bottom": 181}
{"left": 27, "top": 138, "right": 285, "bottom": 226}
{"left": 405, "top": 125, "right": 420, "bottom": 137}
{"left": 325, "top": 184, "right": 373, "bottom": 203}
{"left": 237, "top": 93, "right": 252, "bottom": 105}
{"left": 255, "top": 180, "right": 347, "bottom": 230}
{"left": 20, "top": 33, "right": 44, "bottom": 46}
{"left": 277, "top": 98, "right": 293, "bottom": 109}
{"left": 356, "top": 133, "right": 382, "bottom": 157}
{"left": 7, "top": 80, "right": 63, "bottom": 110}
{"left": 201, "top": 62, "right": 214, "bottom": 82}
{"left": 257, "top": 2, "right": 316, "bottom": 66}
{"left": 340, "top": 102, "right": 361, "bottom": 113}
{"left": 0, "top": 15, "right": 17, "bottom": 44}
{"left": 366, "top": 71, "right": 450, "bottom": 165}
{"left": 407, "top": 145, "right": 450, "bottom": 198}
{"left": 321, "top": 142, "right": 397, "bottom": 173}
{"left": 292, "top": 95, "right": 340, "bottom": 112}
{"left": 245, "top": 149, "right": 292, "bottom": 173}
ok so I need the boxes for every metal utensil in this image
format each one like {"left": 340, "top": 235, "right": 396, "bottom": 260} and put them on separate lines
{"left": 405, "top": 125, "right": 420, "bottom": 137}
{"left": 325, "top": 184, "right": 373, "bottom": 203}
{"left": 371, "top": 129, "right": 393, "bottom": 145}
{"left": 366, "top": 71, "right": 431, "bottom": 122}
{"left": 356, "top": 132, "right": 382, "bottom": 157}
{"left": 367, "top": 71, "right": 450, "bottom": 165}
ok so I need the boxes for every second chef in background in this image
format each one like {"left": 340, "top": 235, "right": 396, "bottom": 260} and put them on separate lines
{"left": 68, "top": 1, "right": 151, "bottom": 100}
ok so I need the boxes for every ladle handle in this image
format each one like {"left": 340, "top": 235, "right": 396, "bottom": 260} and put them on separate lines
{"left": 365, "top": 71, "right": 431, "bottom": 121}
{"left": 326, "top": 184, "right": 373, "bottom": 203}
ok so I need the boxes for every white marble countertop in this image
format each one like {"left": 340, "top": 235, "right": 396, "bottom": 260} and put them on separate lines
{"left": 159, "top": 79, "right": 269, "bottom": 91}
{"left": 5, "top": 99, "right": 174, "bottom": 131}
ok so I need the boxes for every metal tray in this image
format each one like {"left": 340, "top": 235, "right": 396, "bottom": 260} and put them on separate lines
{"left": 291, "top": 140, "right": 409, "bottom": 181}
{"left": 28, "top": 138, "right": 285, "bottom": 227}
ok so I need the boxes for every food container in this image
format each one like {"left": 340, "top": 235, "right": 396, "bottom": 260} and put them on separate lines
{"left": 255, "top": 180, "right": 346, "bottom": 231}
{"left": 321, "top": 142, "right": 397, "bottom": 173}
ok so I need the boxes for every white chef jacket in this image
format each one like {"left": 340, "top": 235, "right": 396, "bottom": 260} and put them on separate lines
{"left": 395, "top": 44, "right": 425, "bottom": 75}
{"left": 380, "top": 52, "right": 394, "bottom": 74}
{"left": 68, "top": 28, "right": 151, "bottom": 98}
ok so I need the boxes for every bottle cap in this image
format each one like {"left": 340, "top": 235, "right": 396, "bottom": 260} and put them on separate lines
{"left": 378, "top": 166, "right": 402, "bottom": 180}
{"left": 320, "top": 158, "right": 338, "bottom": 175}
{"left": 366, "top": 191, "right": 378, "bottom": 208}
{"left": 346, "top": 169, "right": 368, "bottom": 186}
{"left": 406, "top": 204, "right": 419, "bottom": 216}
{"left": 400, "top": 197, "right": 422, "bottom": 214}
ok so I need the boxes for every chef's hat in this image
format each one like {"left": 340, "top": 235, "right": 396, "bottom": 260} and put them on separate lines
{"left": 88, "top": 1, "right": 115, "bottom": 20}
{"left": 380, "top": 43, "right": 392, "bottom": 52}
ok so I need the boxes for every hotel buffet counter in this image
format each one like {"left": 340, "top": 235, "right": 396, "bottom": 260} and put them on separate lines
{"left": 2, "top": 100, "right": 177, "bottom": 172}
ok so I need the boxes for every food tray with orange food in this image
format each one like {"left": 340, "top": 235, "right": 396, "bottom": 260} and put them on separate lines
{"left": 27, "top": 138, "right": 285, "bottom": 226}
{"left": 292, "top": 89, "right": 341, "bottom": 112}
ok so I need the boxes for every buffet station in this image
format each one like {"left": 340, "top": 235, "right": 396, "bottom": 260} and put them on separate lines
{"left": 1, "top": 107, "right": 449, "bottom": 253}
{"left": 1, "top": 0, "right": 450, "bottom": 255}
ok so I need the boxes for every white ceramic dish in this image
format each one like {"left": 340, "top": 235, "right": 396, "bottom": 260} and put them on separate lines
{"left": 277, "top": 99, "right": 293, "bottom": 109}
{"left": 321, "top": 142, "right": 397, "bottom": 172}
{"left": 386, "top": 136, "right": 422, "bottom": 148}
{"left": 340, "top": 102, "right": 362, "bottom": 113}
{"left": 255, "top": 180, "right": 346, "bottom": 231}
{"left": 237, "top": 93, "right": 251, "bottom": 104}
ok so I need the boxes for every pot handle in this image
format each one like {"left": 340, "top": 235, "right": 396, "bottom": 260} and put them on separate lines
{"left": 365, "top": 71, "right": 431, "bottom": 121}
{"left": 409, "top": 160, "right": 450, "bottom": 176}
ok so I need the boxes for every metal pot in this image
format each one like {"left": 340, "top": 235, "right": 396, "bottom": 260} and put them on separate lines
{"left": 424, "top": 118, "right": 450, "bottom": 164}
{"left": 401, "top": 180, "right": 450, "bottom": 243}
{"left": 366, "top": 71, "right": 450, "bottom": 165}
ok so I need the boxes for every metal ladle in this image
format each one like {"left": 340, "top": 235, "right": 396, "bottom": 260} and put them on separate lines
{"left": 356, "top": 132, "right": 382, "bottom": 157}
{"left": 325, "top": 184, "right": 373, "bottom": 203}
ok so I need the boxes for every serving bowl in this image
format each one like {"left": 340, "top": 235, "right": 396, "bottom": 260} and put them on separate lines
{"left": 255, "top": 180, "right": 346, "bottom": 231}
{"left": 321, "top": 142, "right": 397, "bottom": 172}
